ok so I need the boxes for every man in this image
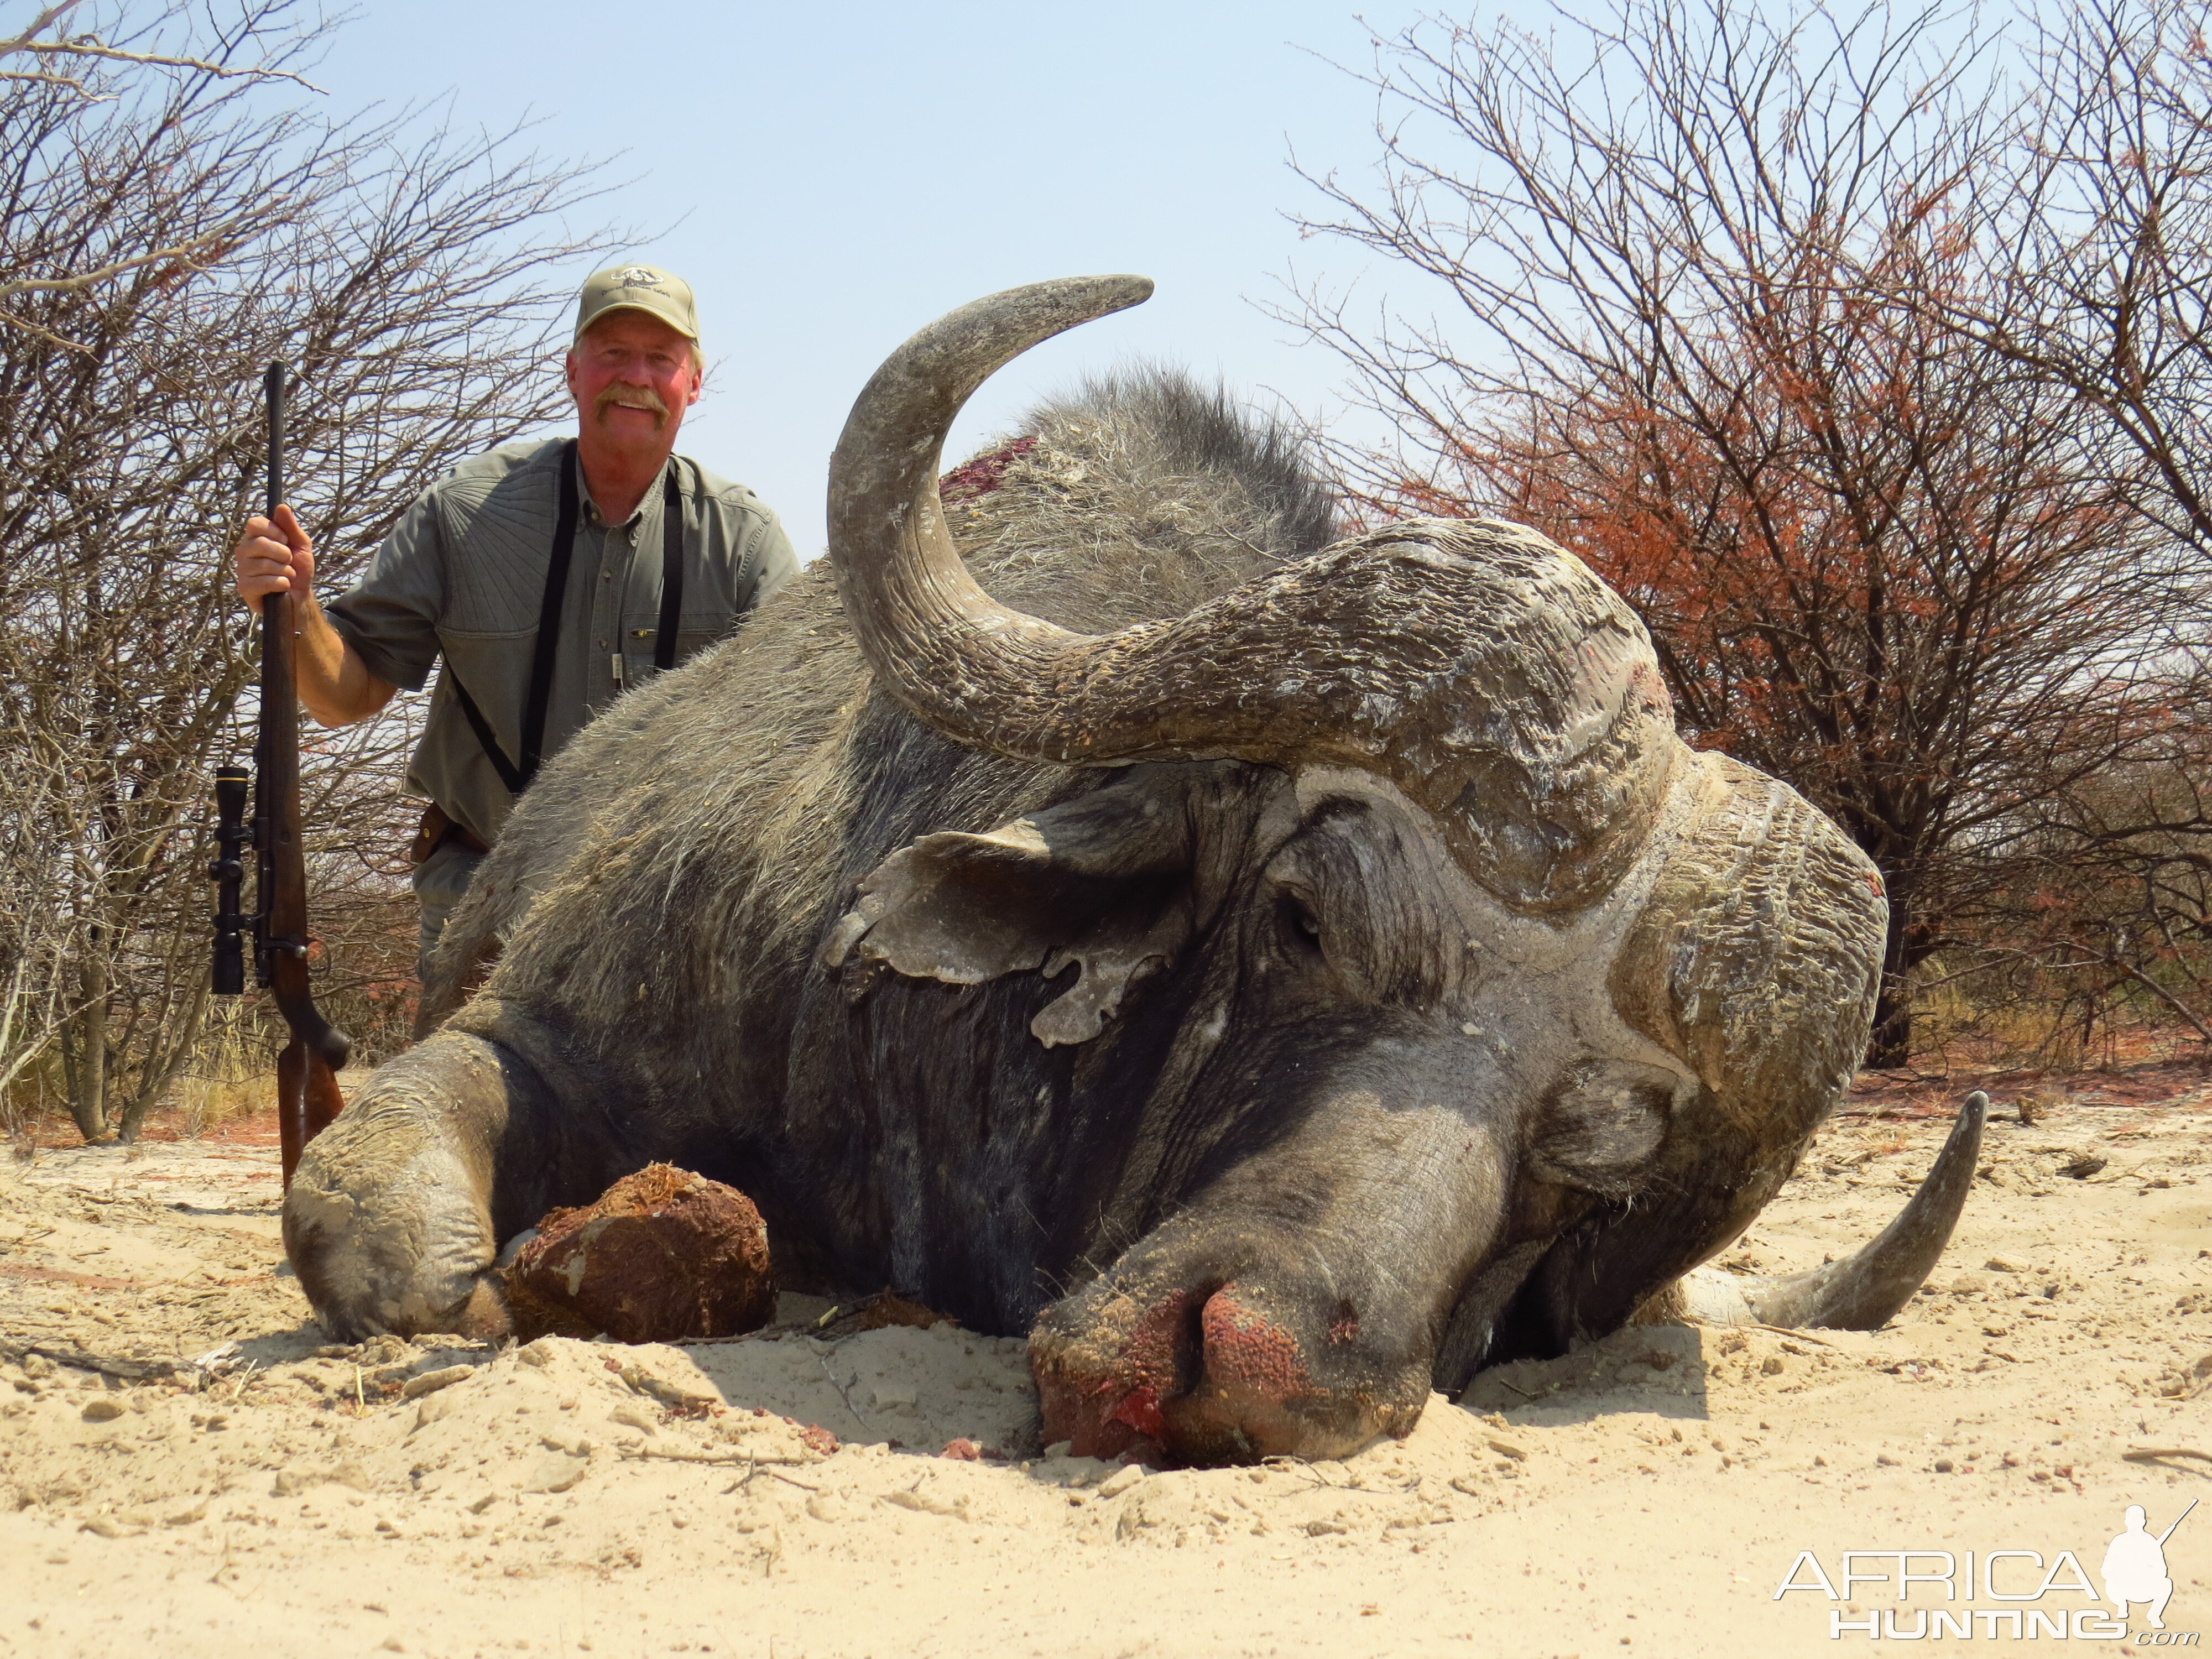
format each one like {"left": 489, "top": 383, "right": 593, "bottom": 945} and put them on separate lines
{"left": 232, "top": 263, "right": 800, "bottom": 977}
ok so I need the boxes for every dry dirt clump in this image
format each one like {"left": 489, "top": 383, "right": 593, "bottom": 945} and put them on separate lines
{"left": 502, "top": 1163, "right": 773, "bottom": 1343}
{"left": 2, "top": 1087, "right": 2209, "bottom": 1657}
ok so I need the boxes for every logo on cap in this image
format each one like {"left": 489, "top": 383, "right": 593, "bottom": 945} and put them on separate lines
{"left": 614, "top": 267, "right": 664, "bottom": 289}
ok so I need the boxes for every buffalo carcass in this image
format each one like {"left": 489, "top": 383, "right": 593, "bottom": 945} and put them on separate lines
{"left": 284, "top": 278, "right": 1982, "bottom": 1466}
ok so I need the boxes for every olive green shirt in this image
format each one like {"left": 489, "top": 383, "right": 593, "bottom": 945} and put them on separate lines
{"left": 327, "top": 437, "right": 799, "bottom": 845}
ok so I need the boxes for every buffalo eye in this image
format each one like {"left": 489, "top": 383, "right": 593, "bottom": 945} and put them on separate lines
{"left": 1278, "top": 890, "right": 1325, "bottom": 952}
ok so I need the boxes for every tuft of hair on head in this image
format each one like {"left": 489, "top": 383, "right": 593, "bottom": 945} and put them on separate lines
{"left": 924, "top": 362, "right": 1342, "bottom": 639}
{"left": 1026, "top": 363, "right": 1340, "bottom": 556}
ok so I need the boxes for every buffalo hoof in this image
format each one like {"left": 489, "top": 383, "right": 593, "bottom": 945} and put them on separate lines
{"left": 1029, "top": 1228, "right": 1429, "bottom": 1465}
{"left": 281, "top": 1037, "right": 514, "bottom": 1343}
{"left": 284, "top": 1162, "right": 512, "bottom": 1344}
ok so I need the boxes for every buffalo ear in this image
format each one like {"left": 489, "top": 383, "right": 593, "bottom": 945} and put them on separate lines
{"left": 822, "top": 772, "right": 1198, "bottom": 1047}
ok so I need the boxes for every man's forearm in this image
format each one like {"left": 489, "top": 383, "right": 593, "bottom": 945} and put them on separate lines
{"left": 289, "top": 593, "right": 395, "bottom": 726}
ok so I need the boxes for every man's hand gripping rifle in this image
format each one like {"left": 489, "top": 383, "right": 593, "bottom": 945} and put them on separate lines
{"left": 210, "top": 362, "right": 349, "bottom": 1187}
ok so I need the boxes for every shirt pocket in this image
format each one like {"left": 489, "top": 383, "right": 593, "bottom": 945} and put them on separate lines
{"left": 619, "top": 610, "right": 729, "bottom": 681}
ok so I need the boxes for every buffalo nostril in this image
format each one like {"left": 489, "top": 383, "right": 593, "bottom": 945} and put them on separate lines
{"left": 1102, "top": 1286, "right": 1210, "bottom": 1444}
{"left": 1039, "top": 1281, "right": 1217, "bottom": 1455}
{"left": 1174, "top": 1284, "right": 1214, "bottom": 1392}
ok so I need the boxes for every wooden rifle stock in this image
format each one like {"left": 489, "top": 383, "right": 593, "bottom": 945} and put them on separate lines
{"left": 211, "top": 363, "right": 348, "bottom": 1187}
{"left": 260, "top": 575, "right": 348, "bottom": 1183}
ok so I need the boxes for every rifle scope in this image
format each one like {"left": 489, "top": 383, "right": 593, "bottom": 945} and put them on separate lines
{"left": 210, "top": 764, "right": 252, "bottom": 995}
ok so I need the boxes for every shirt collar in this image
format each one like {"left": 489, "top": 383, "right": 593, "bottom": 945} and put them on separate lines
{"left": 577, "top": 452, "right": 678, "bottom": 530}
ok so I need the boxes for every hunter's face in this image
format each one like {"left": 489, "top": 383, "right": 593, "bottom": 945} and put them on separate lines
{"left": 566, "top": 313, "right": 702, "bottom": 458}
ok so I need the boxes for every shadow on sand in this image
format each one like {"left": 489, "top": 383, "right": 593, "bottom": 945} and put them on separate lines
{"left": 1457, "top": 1323, "right": 1713, "bottom": 1427}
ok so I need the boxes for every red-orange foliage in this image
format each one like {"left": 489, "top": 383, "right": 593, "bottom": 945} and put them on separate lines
{"left": 1293, "top": 0, "right": 2205, "bottom": 1066}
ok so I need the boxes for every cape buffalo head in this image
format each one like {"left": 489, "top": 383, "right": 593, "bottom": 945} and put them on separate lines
{"left": 823, "top": 278, "right": 1979, "bottom": 1464}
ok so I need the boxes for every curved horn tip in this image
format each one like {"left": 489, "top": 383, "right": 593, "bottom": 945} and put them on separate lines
{"left": 1747, "top": 1088, "right": 1989, "bottom": 1332}
{"left": 828, "top": 276, "right": 1157, "bottom": 491}
{"left": 936, "top": 274, "right": 1155, "bottom": 357}
{"left": 1043, "top": 273, "right": 1154, "bottom": 311}
{"left": 947, "top": 274, "right": 1155, "bottom": 363}
{"left": 822, "top": 274, "right": 1161, "bottom": 759}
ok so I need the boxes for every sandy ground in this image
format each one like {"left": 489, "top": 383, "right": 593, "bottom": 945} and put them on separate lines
{"left": 2, "top": 1078, "right": 2208, "bottom": 1658}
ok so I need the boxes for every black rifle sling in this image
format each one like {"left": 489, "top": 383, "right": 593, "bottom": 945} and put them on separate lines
{"left": 445, "top": 672, "right": 525, "bottom": 795}
{"left": 443, "top": 440, "right": 579, "bottom": 797}
{"left": 517, "top": 441, "right": 582, "bottom": 781}
{"left": 655, "top": 461, "right": 684, "bottom": 672}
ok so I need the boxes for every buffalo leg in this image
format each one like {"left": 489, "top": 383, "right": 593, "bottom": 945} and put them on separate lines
{"left": 281, "top": 1012, "right": 633, "bottom": 1342}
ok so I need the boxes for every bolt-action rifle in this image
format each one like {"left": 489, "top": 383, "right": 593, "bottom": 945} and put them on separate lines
{"left": 210, "top": 362, "right": 349, "bottom": 1187}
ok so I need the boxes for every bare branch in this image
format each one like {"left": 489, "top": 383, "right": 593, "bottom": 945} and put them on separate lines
{"left": 2, "top": 37, "right": 320, "bottom": 91}
{"left": 0, "top": 69, "right": 104, "bottom": 91}
{"left": 0, "top": 3, "right": 80, "bottom": 59}
{"left": 0, "top": 2, "right": 324, "bottom": 93}
{"left": 0, "top": 218, "right": 252, "bottom": 304}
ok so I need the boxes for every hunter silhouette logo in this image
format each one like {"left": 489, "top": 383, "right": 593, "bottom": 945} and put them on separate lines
{"left": 1775, "top": 1500, "right": 2198, "bottom": 1641}
{"left": 2107, "top": 1502, "right": 2195, "bottom": 1631}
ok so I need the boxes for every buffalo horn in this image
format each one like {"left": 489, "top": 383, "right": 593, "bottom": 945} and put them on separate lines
{"left": 827, "top": 279, "right": 1679, "bottom": 910}
{"left": 1684, "top": 1092, "right": 1987, "bottom": 1330}
{"left": 826, "top": 276, "right": 1144, "bottom": 751}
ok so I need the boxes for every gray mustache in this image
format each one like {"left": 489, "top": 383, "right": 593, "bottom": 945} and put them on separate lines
{"left": 596, "top": 383, "right": 668, "bottom": 423}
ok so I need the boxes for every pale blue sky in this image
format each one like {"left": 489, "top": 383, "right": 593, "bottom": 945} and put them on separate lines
{"left": 310, "top": 2, "right": 1423, "bottom": 555}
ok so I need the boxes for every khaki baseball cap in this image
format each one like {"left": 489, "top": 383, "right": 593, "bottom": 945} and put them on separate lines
{"left": 573, "top": 263, "right": 698, "bottom": 344}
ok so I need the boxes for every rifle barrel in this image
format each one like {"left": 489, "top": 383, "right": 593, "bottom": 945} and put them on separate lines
{"left": 2159, "top": 1497, "right": 2197, "bottom": 1546}
{"left": 253, "top": 361, "right": 350, "bottom": 1186}
{"left": 265, "top": 361, "right": 284, "bottom": 518}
